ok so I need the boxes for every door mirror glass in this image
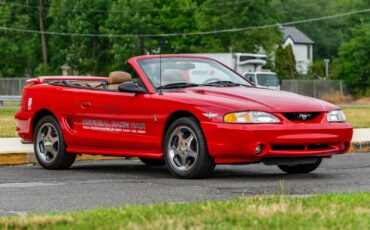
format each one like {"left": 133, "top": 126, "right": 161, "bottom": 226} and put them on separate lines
{"left": 118, "top": 82, "right": 147, "bottom": 94}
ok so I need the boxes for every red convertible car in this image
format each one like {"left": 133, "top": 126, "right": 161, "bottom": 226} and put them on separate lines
{"left": 15, "top": 55, "right": 353, "bottom": 178}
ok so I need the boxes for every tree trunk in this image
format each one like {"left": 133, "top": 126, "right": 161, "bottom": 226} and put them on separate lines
{"left": 39, "top": 0, "right": 48, "bottom": 66}
{"left": 139, "top": 37, "right": 145, "bottom": 54}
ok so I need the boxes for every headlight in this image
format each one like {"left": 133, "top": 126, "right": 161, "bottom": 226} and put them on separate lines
{"left": 224, "top": 111, "right": 280, "bottom": 124}
{"left": 327, "top": 110, "right": 346, "bottom": 122}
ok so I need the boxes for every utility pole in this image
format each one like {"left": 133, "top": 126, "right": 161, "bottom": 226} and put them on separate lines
{"left": 39, "top": 0, "right": 48, "bottom": 66}
{"left": 324, "top": 59, "right": 330, "bottom": 79}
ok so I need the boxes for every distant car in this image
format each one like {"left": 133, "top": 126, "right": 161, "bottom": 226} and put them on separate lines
{"left": 15, "top": 55, "right": 353, "bottom": 179}
{"left": 244, "top": 71, "right": 280, "bottom": 90}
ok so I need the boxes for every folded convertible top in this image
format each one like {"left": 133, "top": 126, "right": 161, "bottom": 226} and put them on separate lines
{"left": 26, "top": 76, "right": 108, "bottom": 85}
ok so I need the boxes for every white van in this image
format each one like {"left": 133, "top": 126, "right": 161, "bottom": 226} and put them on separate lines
{"left": 244, "top": 71, "right": 280, "bottom": 90}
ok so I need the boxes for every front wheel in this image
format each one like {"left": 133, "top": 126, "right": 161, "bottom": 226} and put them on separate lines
{"left": 278, "top": 157, "right": 322, "bottom": 174}
{"left": 164, "top": 117, "right": 215, "bottom": 179}
{"left": 34, "top": 115, "right": 76, "bottom": 170}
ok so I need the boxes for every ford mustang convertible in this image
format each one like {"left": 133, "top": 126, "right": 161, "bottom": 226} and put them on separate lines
{"left": 15, "top": 55, "right": 353, "bottom": 178}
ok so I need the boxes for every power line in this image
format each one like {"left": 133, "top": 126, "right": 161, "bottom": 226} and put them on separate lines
{"left": 0, "top": 8, "right": 369, "bottom": 38}
{"left": 0, "top": 0, "right": 251, "bottom": 13}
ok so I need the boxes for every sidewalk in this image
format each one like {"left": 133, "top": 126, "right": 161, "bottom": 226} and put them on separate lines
{"left": 0, "top": 138, "right": 119, "bottom": 165}
{"left": 0, "top": 129, "right": 369, "bottom": 165}
{"left": 351, "top": 128, "right": 370, "bottom": 152}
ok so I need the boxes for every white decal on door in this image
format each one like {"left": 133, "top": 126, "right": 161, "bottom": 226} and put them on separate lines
{"left": 82, "top": 119, "right": 146, "bottom": 134}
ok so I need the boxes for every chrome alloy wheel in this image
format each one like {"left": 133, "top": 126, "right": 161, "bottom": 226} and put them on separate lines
{"left": 167, "top": 126, "right": 199, "bottom": 172}
{"left": 35, "top": 123, "right": 60, "bottom": 163}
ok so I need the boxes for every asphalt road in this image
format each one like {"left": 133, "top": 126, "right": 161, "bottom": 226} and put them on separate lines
{"left": 0, "top": 153, "right": 369, "bottom": 216}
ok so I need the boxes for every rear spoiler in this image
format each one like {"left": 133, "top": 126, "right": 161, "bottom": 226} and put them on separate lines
{"left": 26, "top": 76, "right": 108, "bottom": 85}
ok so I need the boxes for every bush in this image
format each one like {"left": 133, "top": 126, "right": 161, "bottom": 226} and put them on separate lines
{"left": 321, "top": 92, "right": 353, "bottom": 104}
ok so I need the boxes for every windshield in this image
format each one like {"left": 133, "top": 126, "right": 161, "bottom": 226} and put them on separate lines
{"left": 256, "top": 74, "right": 279, "bottom": 87}
{"left": 138, "top": 57, "right": 251, "bottom": 89}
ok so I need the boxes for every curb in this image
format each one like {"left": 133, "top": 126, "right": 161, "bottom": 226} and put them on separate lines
{"left": 0, "top": 152, "right": 121, "bottom": 166}
{"left": 350, "top": 141, "right": 370, "bottom": 153}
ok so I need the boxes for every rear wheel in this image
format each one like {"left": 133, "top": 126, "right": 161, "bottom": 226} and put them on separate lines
{"left": 278, "top": 157, "right": 322, "bottom": 174}
{"left": 34, "top": 115, "right": 76, "bottom": 169}
{"left": 139, "top": 158, "right": 165, "bottom": 166}
{"left": 164, "top": 117, "right": 215, "bottom": 179}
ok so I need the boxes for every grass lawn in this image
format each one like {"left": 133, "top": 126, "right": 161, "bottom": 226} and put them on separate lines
{"left": 0, "top": 109, "right": 17, "bottom": 138}
{"left": 0, "top": 105, "right": 369, "bottom": 138}
{"left": 341, "top": 105, "right": 370, "bottom": 128}
{"left": 0, "top": 193, "right": 369, "bottom": 229}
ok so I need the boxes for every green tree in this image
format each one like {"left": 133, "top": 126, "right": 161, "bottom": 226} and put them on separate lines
{"left": 195, "top": 0, "right": 281, "bottom": 54}
{"left": 271, "top": 0, "right": 370, "bottom": 59}
{"left": 48, "top": 0, "right": 113, "bottom": 76}
{"left": 274, "top": 44, "right": 297, "bottom": 79}
{"left": 0, "top": 1, "right": 42, "bottom": 77}
{"left": 333, "top": 22, "right": 370, "bottom": 96}
{"left": 308, "top": 59, "right": 325, "bottom": 79}
{"left": 286, "top": 44, "right": 298, "bottom": 78}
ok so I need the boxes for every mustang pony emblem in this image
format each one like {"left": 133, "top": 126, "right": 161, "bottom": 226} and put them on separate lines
{"left": 298, "top": 113, "right": 311, "bottom": 120}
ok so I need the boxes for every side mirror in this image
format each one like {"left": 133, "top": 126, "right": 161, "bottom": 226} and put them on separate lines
{"left": 118, "top": 82, "right": 147, "bottom": 94}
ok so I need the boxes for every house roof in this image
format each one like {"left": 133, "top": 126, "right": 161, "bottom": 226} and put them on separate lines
{"left": 281, "top": 26, "right": 314, "bottom": 44}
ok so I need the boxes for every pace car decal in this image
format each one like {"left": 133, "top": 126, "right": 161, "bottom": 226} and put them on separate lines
{"left": 82, "top": 119, "right": 146, "bottom": 134}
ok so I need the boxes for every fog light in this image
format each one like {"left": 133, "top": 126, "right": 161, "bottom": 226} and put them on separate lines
{"left": 341, "top": 143, "right": 347, "bottom": 151}
{"left": 256, "top": 144, "right": 263, "bottom": 154}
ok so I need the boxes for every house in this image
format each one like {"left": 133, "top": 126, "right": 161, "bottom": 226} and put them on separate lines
{"left": 281, "top": 26, "right": 314, "bottom": 75}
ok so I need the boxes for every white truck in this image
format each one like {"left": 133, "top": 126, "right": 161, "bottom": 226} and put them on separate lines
{"left": 194, "top": 53, "right": 280, "bottom": 90}
{"left": 244, "top": 71, "right": 280, "bottom": 90}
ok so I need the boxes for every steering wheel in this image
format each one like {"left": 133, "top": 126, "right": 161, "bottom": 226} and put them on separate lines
{"left": 202, "top": 77, "right": 222, "bottom": 84}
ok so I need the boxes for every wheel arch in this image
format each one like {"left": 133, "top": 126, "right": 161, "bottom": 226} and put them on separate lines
{"left": 162, "top": 110, "right": 200, "bottom": 145}
{"left": 32, "top": 109, "right": 57, "bottom": 134}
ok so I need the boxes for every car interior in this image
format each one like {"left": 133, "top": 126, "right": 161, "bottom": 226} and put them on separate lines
{"left": 107, "top": 71, "right": 132, "bottom": 90}
{"left": 47, "top": 70, "right": 148, "bottom": 92}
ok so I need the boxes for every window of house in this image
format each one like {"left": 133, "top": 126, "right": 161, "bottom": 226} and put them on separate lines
{"left": 307, "top": 45, "right": 311, "bottom": 60}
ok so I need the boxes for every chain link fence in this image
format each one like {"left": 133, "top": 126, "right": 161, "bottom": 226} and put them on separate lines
{"left": 0, "top": 78, "right": 28, "bottom": 96}
{"left": 281, "top": 80, "right": 347, "bottom": 99}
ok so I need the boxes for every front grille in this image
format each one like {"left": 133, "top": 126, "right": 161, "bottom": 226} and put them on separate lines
{"left": 282, "top": 112, "right": 320, "bottom": 121}
{"left": 271, "top": 144, "right": 305, "bottom": 151}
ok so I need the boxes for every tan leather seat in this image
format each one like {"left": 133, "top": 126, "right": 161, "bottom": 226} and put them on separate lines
{"left": 161, "top": 69, "right": 186, "bottom": 86}
{"left": 108, "top": 71, "right": 132, "bottom": 90}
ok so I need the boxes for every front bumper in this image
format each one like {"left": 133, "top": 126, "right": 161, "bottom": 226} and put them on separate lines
{"left": 201, "top": 121, "right": 353, "bottom": 164}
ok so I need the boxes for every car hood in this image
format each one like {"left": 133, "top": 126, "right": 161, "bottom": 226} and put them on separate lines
{"left": 178, "top": 86, "right": 337, "bottom": 112}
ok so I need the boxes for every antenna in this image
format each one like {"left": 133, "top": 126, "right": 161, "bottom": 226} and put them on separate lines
{"left": 159, "top": 43, "right": 163, "bottom": 95}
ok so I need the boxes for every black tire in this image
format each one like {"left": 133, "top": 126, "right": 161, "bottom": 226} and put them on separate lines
{"left": 139, "top": 157, "right": 165, "bottom": 166}
{"left": 34, "top": 115, "right": 76, "bottom": 169}
{"left": 278, "top": 157, "right": 322, "bottom": 174}
{"left": 164, "top": 117, "right": 215, "bottom": 179}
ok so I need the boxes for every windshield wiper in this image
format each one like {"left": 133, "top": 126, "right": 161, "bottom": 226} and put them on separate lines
{"left": 202, "top": 81, "right": 250, "bottom": 87}
{"left": 157, "top": 82, "right": 199, "bottom": 89}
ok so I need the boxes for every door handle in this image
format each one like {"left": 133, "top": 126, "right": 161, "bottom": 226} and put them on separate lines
{"left": 81, "top": 101, "right": 92, "bottom": 108}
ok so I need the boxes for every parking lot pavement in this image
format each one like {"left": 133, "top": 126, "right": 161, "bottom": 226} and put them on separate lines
{"left": 0, "top": 153, "right": 369, "bottom": 216}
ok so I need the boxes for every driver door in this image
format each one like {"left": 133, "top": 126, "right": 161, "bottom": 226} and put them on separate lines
{"left": 70, "top": 71, "right": 155, "bottom": 153}
{"left": 72, "top": 89, "right": 154, "bottom": 152}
